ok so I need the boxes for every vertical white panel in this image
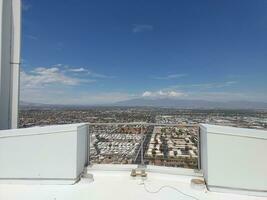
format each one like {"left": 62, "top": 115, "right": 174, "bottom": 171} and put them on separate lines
{"left": 0, "top": 0, "right": 12, "bottom": 130}
{"left": 200, "top": 124, "right": 267, "bottom": 195}
{"left": 76, "top": 125, "right": 89, "bottom": 177}
{"left": 10, "top": 0, "right": 21, "bottom": 129}
{"left": 200, "top": 125, "right": 208, "bottom": 180}
{"left": 0, "top": 124, "right": 88, "bottom": 184}
{"left": 208, "top": 133, "right": 267, "bottom": 190}
{"left": 0, "top": 0, "right": 21, "bottom": 130}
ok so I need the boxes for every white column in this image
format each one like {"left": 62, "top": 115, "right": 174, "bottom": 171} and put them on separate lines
{"left": 0, "top": 0, "right": 21, "bottom": 130}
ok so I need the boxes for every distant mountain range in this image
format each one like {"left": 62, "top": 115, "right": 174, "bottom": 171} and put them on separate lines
{"left": 20, "top": 98, "right": 267, "bottom": 110}
{"left": 20, "top": 101, "right": 45, "bottom": 107}
{"left": 113, "top": 98, "right": 267, "bottom": 110}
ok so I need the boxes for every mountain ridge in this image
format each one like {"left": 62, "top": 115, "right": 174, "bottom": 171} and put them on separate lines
{"left": 20, "top": 98, "right": 267, "bottom": 110}
{"left": 113, "top": 98, "right": 267, "bottom": 109}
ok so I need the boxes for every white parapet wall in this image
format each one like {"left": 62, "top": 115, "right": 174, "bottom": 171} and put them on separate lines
{"left": 200, "top": 124, "right": 267, "bottom": 196}
{"left": 0, "top": 123, "right": 89, "bottom": 184}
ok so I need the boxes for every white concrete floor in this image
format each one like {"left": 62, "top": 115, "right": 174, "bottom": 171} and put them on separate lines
{"left": 0, "top": 167, "right": 266, "bottom": 200}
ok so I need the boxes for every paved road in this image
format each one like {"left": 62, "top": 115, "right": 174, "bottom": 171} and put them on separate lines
{"left": 133, "top": 126, "right": 153, "bottom": 164}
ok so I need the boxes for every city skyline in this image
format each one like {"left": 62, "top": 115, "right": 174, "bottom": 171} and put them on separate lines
{"left": 21, "top": 0, "right": 267, "bottom": 105}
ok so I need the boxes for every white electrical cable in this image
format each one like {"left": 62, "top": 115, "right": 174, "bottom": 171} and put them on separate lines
{"left": 140, "top": 180, "right": 202, "bottom": 200}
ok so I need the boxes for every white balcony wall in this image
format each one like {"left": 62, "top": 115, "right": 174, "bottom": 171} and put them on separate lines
{"left": 0, "top": 123, "right": 89, "bottom": 184}
{"left": 200, "top": 124, "right": 267, "bottom": 196}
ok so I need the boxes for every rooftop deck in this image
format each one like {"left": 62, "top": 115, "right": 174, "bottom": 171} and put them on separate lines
{"left": 0, "top": 165, "right": 266, "bottom": 200}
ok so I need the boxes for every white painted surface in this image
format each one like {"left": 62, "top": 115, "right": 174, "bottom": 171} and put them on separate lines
{"left": 201, "top": 124, "right": 267, "bottom": 139}
{"left": 10, "top": 0, "right": 21, "bottom": 129}
{"left": 89, "top": 164, "right": 203, "bottom": 176}
{"left": 0, "top": 0, "right": 21, "bottom": 130}
{"left": 200, "top": 125, "right": 208, "bottom": 181}
{"left": 200, "top": 124, "right": 267, "bottom": 195}
{"left": 0, "top": 167, "right": 266, "bottom": 200}
{"left": 0, "top": 124, "right": 89, "bottom": 184}
{"left": 0, "top": 123, "right": 88, "bottom": 138}
{"left": 76, "top": 125, "right": 88, "bottom": 177}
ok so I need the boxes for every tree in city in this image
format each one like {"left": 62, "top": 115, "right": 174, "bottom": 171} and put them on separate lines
{"left": 160, "top": 144, "right": 163, "bottom": 153}
{"left": 152, "top": 148, "right": 156, "bottom": 158}
{"left": 185, "top": 144, "right": 190, "bottom": 152}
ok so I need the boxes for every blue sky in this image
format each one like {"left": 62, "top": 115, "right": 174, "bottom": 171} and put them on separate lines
{"left": 21, "top": 0, "right": 267, "bottom": 104}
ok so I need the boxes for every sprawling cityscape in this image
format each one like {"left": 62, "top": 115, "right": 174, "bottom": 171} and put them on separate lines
{"left": 19, "top": 107, "right": 267, "bottom": 169}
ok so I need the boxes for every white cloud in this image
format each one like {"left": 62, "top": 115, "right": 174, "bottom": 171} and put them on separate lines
{"left": 142, "top": 90, "right": 186, "bottom": 98}
{"left": 21, "top": 67, "right": 92, "bottom": 89}
{"left": 141, "top": 89, "right": 267, "bottom": 102}
{"left": 190, "top": 81, "right": 237, "bottom": 89}
{"left": 20, "top": 64, "right": 115, "bottom": 92}
{"left": 169, "top": 81, "right": 238, "bottom": 90}
{"left": 25, "top": 35, "right": 38, "bottom": 40}
{"left": 132, "top": 24, "right": 153, "bottom": 33}
{"left": 88, "top": 72, "right": 114, "bottom": 79}
{"left": 65, "top": 67, "right": 114, "bottom": 78}
{"left": 169, "top": 91, "right": 183, "bottom": 97}
{"left": 183, "top": 91, "right": 267, "bottom": 102}
{"left": 20, "top": 67, "right": 266, "bottom": 104}
{"left": 22, "top": 2, "right": 32, "bottom": 11}
{"left": 20, "top": 65, "right": 120, "bottom": 104}
{"left": 68, "top": 67, "right": 87, "bottom": 72}
{"left": 55, "top": 64, "right": 63, "bottom": 67}
{"left": 153, "top": 73, "right": 187, "bottom": 80}
{"left": 142, "top": 91, "right": 152, "bottom": 97}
